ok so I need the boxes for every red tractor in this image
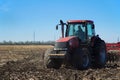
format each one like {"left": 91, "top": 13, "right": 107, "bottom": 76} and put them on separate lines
{"left": 44, "top": 20, "right": 107, "bottom": 69}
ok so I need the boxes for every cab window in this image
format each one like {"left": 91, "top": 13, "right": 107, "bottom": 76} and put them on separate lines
{"left": 87, "top": 23, "right": 95, "bottom": 39}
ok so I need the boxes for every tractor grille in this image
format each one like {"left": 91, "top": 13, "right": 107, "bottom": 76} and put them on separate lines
{"left": 55, "top": 42, "right": 68, "bottom": 48}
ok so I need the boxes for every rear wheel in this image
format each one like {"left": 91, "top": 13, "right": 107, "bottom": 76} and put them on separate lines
{"left": 72, "top": 48, "right": 91, "bottom": 70}
{"left": 93, "top": 41, "right": 107, "bottom": 68}
{"left": 44, "top": 49, "right": 62, "bottom": 69}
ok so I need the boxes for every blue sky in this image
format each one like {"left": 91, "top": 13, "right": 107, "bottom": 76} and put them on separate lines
{"left": 0, "top": 0, "right": 120, "bottom": 42}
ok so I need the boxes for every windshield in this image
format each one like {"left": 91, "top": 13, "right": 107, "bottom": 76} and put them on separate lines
{"left": 67, "top": 23, "right": 86, "bottom": 41}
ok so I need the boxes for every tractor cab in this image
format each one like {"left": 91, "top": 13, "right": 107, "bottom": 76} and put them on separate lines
{"left": 56, "top": 20, "right": 95, "bottom": 44}
{"left": 66, "top": 20, "right": 95, "bottom": 42}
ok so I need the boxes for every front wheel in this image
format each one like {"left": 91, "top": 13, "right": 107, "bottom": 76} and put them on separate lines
{"left": 72, "top": 48, "right": 91, "bottom": 70}
{"left": 44, "top": 49, "right": 62, "bottom": 69}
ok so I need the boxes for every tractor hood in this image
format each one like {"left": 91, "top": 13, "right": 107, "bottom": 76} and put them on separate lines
{"left": 56, "top": 36, "right": 76, "bottom": 42}
{"left": 54, "top": 36, "right": 79, "bottom": 50}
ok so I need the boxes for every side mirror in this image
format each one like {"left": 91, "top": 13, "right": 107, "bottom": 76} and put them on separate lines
{"left": 56, "top": 25, "right": 58, "bottom": 30}
{"left": 60, "top": 20, "right": 64, "bottom": 25}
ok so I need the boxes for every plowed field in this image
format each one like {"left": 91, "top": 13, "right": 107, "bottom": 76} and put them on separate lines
{"left": 0, "top": 45, "right": 120, "bottom": 80}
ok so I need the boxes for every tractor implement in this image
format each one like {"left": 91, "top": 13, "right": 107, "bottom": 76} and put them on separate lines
{"left": 106, "top": 42, "right": 120, "bottom": 65}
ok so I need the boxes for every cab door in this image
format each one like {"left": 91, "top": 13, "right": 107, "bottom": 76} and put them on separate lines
{"left": 87, "top": 23, "right": 95, "bottom": 40}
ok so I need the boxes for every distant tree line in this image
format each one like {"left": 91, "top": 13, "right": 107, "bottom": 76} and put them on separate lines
{"left": 0, "top": 40, "right": 55, "bottom": 45}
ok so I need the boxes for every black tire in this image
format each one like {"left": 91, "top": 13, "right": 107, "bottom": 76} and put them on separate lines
{"left": 93, "top": 40, "right": 107, "bottom": 68}
{"left": 44, "top": 49, "right": 62, "bottom": 69}
{"left": 72, "top": 48, "right": 91, "bottom": 70}
{"left": 64, "top": 52, "right": 72, "bottom": 67}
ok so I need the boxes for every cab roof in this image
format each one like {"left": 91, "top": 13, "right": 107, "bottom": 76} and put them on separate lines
{"left": 67, "top": 20, "right": 93, "bottom": 23}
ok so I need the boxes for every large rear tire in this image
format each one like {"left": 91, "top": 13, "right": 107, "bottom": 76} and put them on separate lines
{"left": 93, "top": 40, "right": 107, "bottom": 68}
{"left": 72, "top": 48, "right": 91, "bottom": 70}
{"left": 44, "top": 49, "right": 62, "bottom": 69}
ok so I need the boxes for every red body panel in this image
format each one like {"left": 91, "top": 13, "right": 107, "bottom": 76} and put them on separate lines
{"left": 56, "top": 36, "right": 76, "bottom": 42}
{"left": 56, "top": 36, "right": 79, "bottom": 48}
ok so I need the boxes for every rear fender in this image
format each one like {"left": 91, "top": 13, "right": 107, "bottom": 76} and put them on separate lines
{"left": 90, "top": 36, "right": 102, "bottom": 47}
